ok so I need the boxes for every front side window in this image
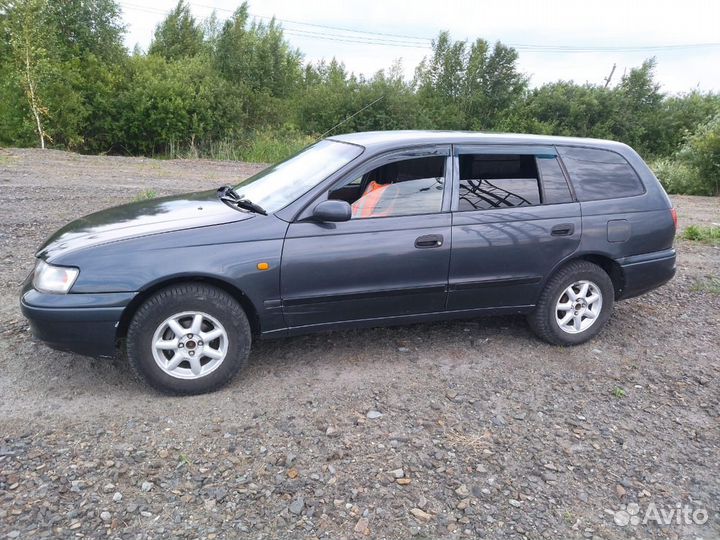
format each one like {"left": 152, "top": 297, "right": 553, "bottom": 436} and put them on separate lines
{"left": 458, "top": 154, "right": 541, "bottom": 211}
{"left": 328, "top": 156, "right": 446, "bottom": 219}
{"left": 557, "top": 146, "right": 644, "bottom": 202}
{"left": 233, "top": 140, "right": 363, "bottom": 213}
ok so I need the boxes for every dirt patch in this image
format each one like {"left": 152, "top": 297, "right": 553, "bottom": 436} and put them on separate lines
{"left": 1, "top": 148, "right": 719, "bottom": 539}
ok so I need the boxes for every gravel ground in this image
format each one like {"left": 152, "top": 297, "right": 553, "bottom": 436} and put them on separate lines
{"left": 0, "top": 147, "right": 719, "bottom": 540}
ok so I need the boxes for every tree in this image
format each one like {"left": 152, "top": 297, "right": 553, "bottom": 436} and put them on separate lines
{"left": 149, "top": 0, "right": 203, "bottom": 61}
{"left": 464, "top": 40, "right": 527, "bottom": 129}
{"left": 508, "top": 82, "right": 616, "bottom": 138}
{"left": 680, "top": 113, "right": 720, "bottom": 195}
{"left": 215, "top": 3, "right": 302, "bottom": 98}
{"left": 5, "top": 0, "right": 53, "bottom": 148}
{"left": 45, "top": 0, "right": 125, "bottom": 62}
{"left": 651, "top": 92, "right": 720, "bottom": 157}
{"left": 1, "top": 0, "right": 127, "bottom": 149}
{"left": 613, "top": 58, "right": 663, "bottom": 155}
{"left": 414, "top": 32, "right": 526, "bottom": 130}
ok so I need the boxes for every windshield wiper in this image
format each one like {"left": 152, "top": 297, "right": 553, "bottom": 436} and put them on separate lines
{"left": 217, "top": 185, "right": 267, "bottom": 215}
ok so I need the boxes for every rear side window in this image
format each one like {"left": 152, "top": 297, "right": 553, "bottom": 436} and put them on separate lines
{"left": 458, "top": 154, "right": 541, "bottom": 210}
{"left": 557, "top": 147, "right": 644, "bottom": 201}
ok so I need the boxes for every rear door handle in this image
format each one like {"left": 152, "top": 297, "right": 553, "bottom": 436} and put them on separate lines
{"left": 415, "top": 234, "right": 444, "bottom": 248}
{"left": 551, "top": 224, "right": 574, "bottom": 236}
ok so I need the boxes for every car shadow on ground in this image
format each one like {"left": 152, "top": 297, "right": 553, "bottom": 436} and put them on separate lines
{"left": 6, "top": 308, "right": 642, "bottom": 403}
{"left": 5, "top": 314, "right": 534, "bottom": 396}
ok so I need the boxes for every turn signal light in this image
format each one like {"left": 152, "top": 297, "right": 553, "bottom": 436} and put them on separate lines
{"left": 257, "top": 262, "right": 270, "bottom": 271}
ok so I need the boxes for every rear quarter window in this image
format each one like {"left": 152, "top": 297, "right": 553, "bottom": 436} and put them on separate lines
{"left": 536, "top": 156, "right": 573, "bottom": 204}
{"left": 557, "top": 147, "right": 644, "bottom": 202}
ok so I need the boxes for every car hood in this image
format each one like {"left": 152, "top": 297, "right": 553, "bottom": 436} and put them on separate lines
{"left": 37, "top": 189, "right": 253, "bottom": 260}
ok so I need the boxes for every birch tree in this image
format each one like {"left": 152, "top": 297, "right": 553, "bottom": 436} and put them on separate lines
{"left": 6, "top": 0, "right": 52, "bottom": 148}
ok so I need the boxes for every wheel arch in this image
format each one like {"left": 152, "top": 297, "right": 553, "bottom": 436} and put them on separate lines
{"left": 541, "top": 252, "right": 625, "bottom": 301}
{"left": 116, "top": 275, "right": 261, "bottom": 346}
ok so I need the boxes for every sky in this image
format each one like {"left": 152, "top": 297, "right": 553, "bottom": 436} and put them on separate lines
{"left": 119, "top": 0, "right": 720, "bottom": 94}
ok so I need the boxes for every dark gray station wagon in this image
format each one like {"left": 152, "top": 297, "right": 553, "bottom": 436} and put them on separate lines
{"left": 21, "top": 131, "right": 677, "bottom": 394}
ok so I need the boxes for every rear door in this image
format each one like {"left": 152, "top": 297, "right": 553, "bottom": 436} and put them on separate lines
{"left": 281, "top": 146, "right": 453, "bottom": 328}
{"left": 447, "top": 145, "right": 581, "bottom": 310}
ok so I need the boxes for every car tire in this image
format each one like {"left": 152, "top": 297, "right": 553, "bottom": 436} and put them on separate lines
{"left": 126, "top": 283, "right": 251, "bottom": 395}
{"left": 528, "top": 261, "right": 614, "bottom": 346}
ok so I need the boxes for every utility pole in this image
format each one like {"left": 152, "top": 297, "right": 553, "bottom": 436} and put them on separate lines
{"left": 603, "top": 63, "right": 617, "bottom": 89}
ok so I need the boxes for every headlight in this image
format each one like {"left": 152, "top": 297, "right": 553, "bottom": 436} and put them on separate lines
{"left": 33, "top": 259, "right": 79, "bottom": 294}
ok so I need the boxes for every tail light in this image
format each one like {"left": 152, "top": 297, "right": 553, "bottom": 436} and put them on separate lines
{"left": 670, "top": 207, "right": 678, "bottom": 230}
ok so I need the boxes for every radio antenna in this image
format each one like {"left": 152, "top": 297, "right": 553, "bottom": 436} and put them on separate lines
{"left": 318, "top": 95, "right": 384, "bottom": 140}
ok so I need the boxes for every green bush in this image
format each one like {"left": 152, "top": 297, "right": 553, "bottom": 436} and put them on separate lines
{"left": 650, "top": 158, "right": 705, "bottom": 195}
{"left": 651, "top": 113, "right": 720, "bottom": 196}
{"left": 678, "top": 113, "right": 720, "bottom": 196}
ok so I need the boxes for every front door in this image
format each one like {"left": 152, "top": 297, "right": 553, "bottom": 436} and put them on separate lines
{"left": 281, "top": 147, "right": 453, "bottom": 328}
{"left": 447, "top": 145, "right": 582, "bottom": 310}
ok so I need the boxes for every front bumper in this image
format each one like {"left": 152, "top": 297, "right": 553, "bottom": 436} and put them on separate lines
{"left": 616, "top": 248, "right": 677, "bottom": 300}
{"left": 20, "top": 278, "right": 135, "bottom": 357}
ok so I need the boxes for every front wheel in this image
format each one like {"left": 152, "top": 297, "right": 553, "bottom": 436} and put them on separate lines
{"left": 528, "top": 261, "right": 614, "bottom": 346}
{"left": 126, "top": 283, "right": 251, "bottom": 395}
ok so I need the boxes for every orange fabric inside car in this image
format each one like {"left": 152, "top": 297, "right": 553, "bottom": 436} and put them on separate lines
{"left": 363, "top": 180, "right": 382, "bottom": 194}
{"left": 351, "top": 181, "right": 392, "bottom": 218}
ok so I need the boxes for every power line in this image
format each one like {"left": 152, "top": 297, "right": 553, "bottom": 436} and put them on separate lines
{"left": 118, "top": 1, "right": 720, "bottom": 54}
{"left": 180, "top": 0, "right": 433, "bottom": 42}
{"left": 119, "top": 2, "right": 171, "bottom": 15}
{"left": 508, "top": 43, "right": 720, "bottom": 52}
{"left": 118, "top": 1, "right": 430, "bottom": 47}
{"left": 119, "top": 1, "right": 430, "bottom": 47}
{"left": 282, "top": 29, "right": 429, "bottom": 48}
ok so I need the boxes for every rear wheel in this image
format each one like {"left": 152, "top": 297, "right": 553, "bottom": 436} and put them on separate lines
{"left": 126, "top": 283, "right": 251, "bottom": 395}
{"left": 528, "top": 261, "right": 614, "bottom": 346}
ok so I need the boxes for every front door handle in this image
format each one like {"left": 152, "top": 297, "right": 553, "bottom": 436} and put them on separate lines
{"left": 415, "top": 234, "right": 444, "bottom": 248}
{"left": 551, "top": 223, "right": 575, "bottom": 236}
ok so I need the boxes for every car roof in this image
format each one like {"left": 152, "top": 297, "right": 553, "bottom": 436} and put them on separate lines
{"left": 328, "top": 130, "right": 630, "bottom": 152}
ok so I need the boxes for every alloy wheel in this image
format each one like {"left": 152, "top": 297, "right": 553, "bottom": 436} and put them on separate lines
{"left": 151, "top": 311, "right": 228, "bottom": 379}
{"left": 555, "top": 280, "right": 603, "bottom": 334}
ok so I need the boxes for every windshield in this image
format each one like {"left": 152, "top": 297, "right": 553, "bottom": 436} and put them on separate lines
{"left": 233, "top": 140, "right": 363, "bottom": 213}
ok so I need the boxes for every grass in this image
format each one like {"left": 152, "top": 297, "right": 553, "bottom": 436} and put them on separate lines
{"left": 682, "top": 225, "right": 720, "bottom": 244}
{"left": 164, "top": 131, "right": 316, "bottom": 164}
{"left": 691, "top": 277, "right": 720, "bottom": 294}
{"left": 612, "top": 386, "right": 626, "bottom": 399}
{"left": 443, "top": 427, "right": 493, "bottom": 455}
{"left": 134, "top": 189, "right": 157, "bottom": 201}
{"left": 241, "top": 131, "right": 315, "bottom": 163}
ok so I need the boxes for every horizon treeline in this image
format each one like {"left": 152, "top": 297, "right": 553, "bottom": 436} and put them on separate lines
{"left": 1, "top": 0, "right": 718, "bottom": 194}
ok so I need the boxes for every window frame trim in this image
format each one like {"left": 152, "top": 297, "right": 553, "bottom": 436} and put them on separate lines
{"left": 554, "top": 144, "right": 647, "bottom": 202}
{"left": 451, "top": 144, "right": 563, "bottom": 213}
{"left": 295, "top": 144, "right": 453, "bottom": 222}
{"left": 535, "top": 153, "right": 577, "bottom": 205}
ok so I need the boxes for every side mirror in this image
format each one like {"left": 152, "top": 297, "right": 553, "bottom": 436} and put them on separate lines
{"left": 312, "top": 200, "right": 351, "bottom": 222}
